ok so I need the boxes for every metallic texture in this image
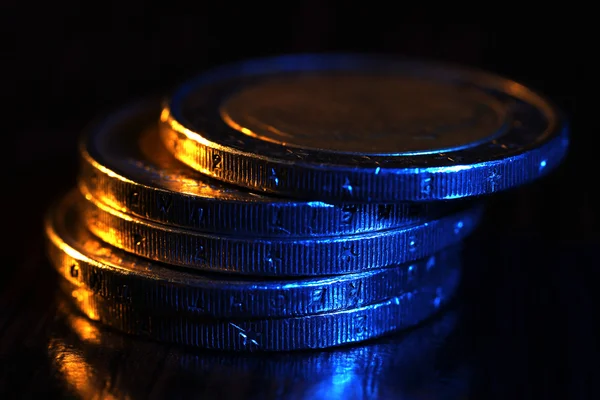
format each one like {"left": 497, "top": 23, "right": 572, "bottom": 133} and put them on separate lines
{"left": 80, "top": 190, "right": 482, "bottom": 276}
{"left": 50, "top": 295, "right": 467, "bottom": 399}
{"left": 45, "top": 190, "right": 463, "bottom": 318}
{"left": 79, "top": 99, "right": 447, "bottom": 236}
{"left": 220, "top": 74, "right": 506, "bottom": 154}
{"left": 161, "top": 53, "right": 569, "bottom": 202}
{"left": 57, "top": 263, "right": 460, "bottom": 351}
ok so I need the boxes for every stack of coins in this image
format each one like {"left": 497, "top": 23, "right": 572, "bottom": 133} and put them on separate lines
{"left": 44, "top": 54, "right": 569, "bottom": 351}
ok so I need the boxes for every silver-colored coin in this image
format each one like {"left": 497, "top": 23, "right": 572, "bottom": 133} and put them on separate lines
{"left": 80, "top": 99, "right": 444, "bottom": 237}
{"left": 80, "top": 189, "right": 482, "bottom": 276}
{"left": 46, "top": 190, "right": 463, "bottom": 318}
{"left": 162, "top": 53, "right": 569, "bottom": 202}
{"left": 58, "top": 263, "right": 460, "bottom": 351}
{"left": 52, "top": 295, "right": 466, "bottom": 399}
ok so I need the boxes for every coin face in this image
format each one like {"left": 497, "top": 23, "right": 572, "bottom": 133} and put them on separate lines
{"left": 220, "top": 74, "right": 508, "bottom": 155}
{"left": 165, "top": 54, "right": 568, "bottom": 202}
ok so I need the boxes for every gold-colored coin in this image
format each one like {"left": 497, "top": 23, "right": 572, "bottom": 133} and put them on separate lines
{"left": 221, "top": 74, "right": 507, "bottom": 154}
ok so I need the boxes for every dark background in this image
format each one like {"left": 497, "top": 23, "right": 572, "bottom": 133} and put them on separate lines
{"left": 3, "top": 3, "right": 595, "bottom": 399}
{"left": 5, "top": 6, "right": 590, "bottom": 240}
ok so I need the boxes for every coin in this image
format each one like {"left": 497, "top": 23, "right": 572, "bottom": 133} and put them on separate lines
{"left": 57, "top": 263, "right": 460, "bottom": 351}
{"left": 221, "top": 74, "right": 506, "bottom": 154}
{"left": 51, "top": 294, "right": 465, "bottom": 399}
{"left": 79, "top": 189, "right": 482, "bottom": 276}
{"left": 46, "top": 190, "right": 463, "bottom": 318}
{"left": 80, "top": 99, "right": 443, "bottom": 237}
{"left": 161, "top": 54, "right": 569, "bottom": 202}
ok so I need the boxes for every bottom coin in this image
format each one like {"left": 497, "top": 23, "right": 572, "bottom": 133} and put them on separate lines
{"left": 58, "top": 264, "right": 460, "bottom": 352}
{"left": 50, "top": 293, "right": 468, "bottom": 399}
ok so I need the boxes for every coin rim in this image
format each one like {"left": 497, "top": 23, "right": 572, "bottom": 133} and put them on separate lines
{"left": 58, "top": 269, "right": 459, "bottom": 351}
{"left": 46, "top": 190, "right": 463, "bottom": 318}
{"left": 81, "top": 189, "right": 482, "bottom": 276}
{"left": 162, "top": 53, "right": 569, "bottom": 202}
{"left": 79, "top": 99, "right": 443, "bottom": 235}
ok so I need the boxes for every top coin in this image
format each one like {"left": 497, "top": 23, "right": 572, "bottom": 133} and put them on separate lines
{"left": 221, "top": 74, "right": 506, "bottom": 155}
{"left": 162, "top": 54, "right": 569, "bottom": 202}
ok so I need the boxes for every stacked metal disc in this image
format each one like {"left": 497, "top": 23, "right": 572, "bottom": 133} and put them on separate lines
{"left": 44, "top": 54, "right": 569, "bottom": 351}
